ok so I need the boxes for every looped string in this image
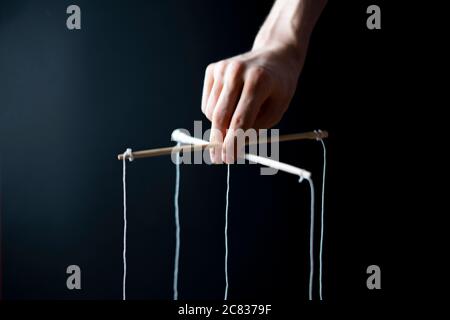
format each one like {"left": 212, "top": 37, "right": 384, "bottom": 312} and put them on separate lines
{"left": 314, "top": 129, "right": 323, "bottom": 141}
{"left": 124, "top": 148, "right": 134, "bottom": 162}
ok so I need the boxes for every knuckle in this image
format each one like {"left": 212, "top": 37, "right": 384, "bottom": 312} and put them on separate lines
{"left": 227, "top": 60, "right": 245, "bottom": 78}
{"left": 239, "top": 90, "right": 256, "bottom": 107}
{"left": 245, "top": 67, "right": 270, "bottom": 94}
{"left": 214, "top": 61, "right": 227, "bottom": 78}
{"left": 212, "top": 109, "right": 227, "bottom": 126}
{"left": 232, "top": 114, "right": 247, "bottom": 129}
{"left": 205, "top": 63, "right": 215, "bottom": 76}
{"left": 249, "top": 66, "right": 269, "bottom": 82}
{"left": 224, "top": 61, "right": 244, "bottom": 87}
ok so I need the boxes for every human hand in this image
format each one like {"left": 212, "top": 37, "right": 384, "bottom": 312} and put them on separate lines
{"left": 201, "top": 43, "right": 305, "bottom": 164}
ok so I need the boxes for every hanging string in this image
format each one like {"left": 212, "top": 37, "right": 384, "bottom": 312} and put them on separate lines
{"left": 169, "top": 130, "right": 232, "bottom": 300}
{"left": 169, "top": 128, "right": 322, "bottom": 301}
{"left": 318, "top": 136, "right": 327, "bottom": 301}
{"left": 224, "top": 164, "right": 231, "bottom": 300}
{"left": 306, "top": 130, "right": 327, "bottom": 301}
{"left": 302, "top": 176, "right": 315, "bottom": 301}
{"left": 173, "top": 143, "right": 181, "bottom": 300}
{"left": 121, "top": 129, "right": 326, "bottom": 301}
{"left": 169, "top": 129, "right": 314, "bottom": 300}
{"left": 122, "top": 148, "right": 133, "bottom": 301}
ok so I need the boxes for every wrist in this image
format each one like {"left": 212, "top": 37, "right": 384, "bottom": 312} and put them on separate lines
{"left": 252, "top": 27, "right": 307, "bottom": 73}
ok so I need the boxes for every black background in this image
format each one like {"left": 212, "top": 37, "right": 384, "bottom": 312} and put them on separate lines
{"left": 0, "top": 0, "right": 404, "bottom": 303}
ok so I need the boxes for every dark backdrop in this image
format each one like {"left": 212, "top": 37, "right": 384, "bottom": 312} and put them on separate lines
{"left": 0, "top": 0, "right": 397, "bottom": 301}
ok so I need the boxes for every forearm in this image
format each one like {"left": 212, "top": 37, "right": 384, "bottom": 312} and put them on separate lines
{"left": 253, "top": 0, "right": 327, "bottom": 58}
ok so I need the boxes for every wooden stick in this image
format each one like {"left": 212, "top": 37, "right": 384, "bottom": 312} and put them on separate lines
{"left": 117, "top": 130, "right": 328, "bottom": 160}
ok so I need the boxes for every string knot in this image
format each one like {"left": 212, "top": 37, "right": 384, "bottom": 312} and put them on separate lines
{"left": 314, "top": 129, "right": 323, "bottom": 141}
{"left": 124, "top": 148, "right": 134, "bottom": 162}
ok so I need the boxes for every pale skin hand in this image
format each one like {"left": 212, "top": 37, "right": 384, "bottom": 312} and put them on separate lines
{"left": 201, "top": 0, "right": 327, "bottom": 164}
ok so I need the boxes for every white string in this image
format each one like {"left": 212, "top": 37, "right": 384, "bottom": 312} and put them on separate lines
{"left": 169, "top": 128, "right": 324, "bottom": 301}
{"left": 171, "top": 130, "right": 234, "bottom": 300}
{"left": 122, "top": 148, "right": 133, "bottom": 301}
{"left": 224, "top": 164, "right": 230, "bottom": 300}
{"left": 172, "top": 129, "right": 208, "bottom": 146}
{"left": 122, "top": 154, "right": 127, "bottom": 301}
{"left": 170, "top": 129, "right": 311, "bottom": 301}
{"left": 318, "top": 138, "right": 326, "bottom": 301}
{"left": 245, "top": 153, "right": 311, "bottom": 179}
{"left": 173, "top": 143, "right": 181, "bottom": 300}
{"left": 305, "top": 177, "right": 315, "bottom": 301}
